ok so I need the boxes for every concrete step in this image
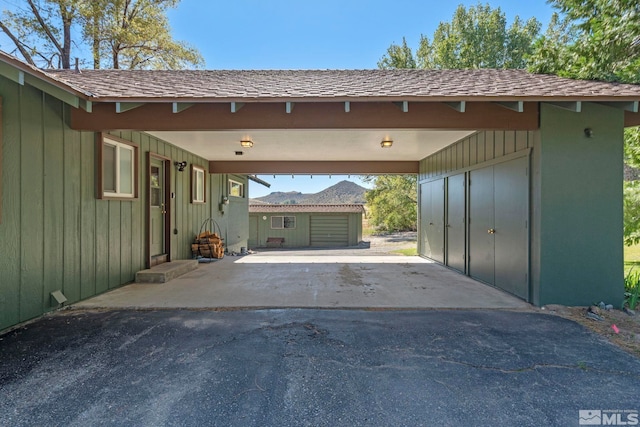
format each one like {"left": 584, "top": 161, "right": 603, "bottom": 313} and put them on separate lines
{"left": 135, "top": 260, "right": 198, "bottom": 284}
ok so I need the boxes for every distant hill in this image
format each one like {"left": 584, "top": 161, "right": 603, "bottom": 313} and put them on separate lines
{"left": 251, "top": 180, "right": 367, "bottom": 205}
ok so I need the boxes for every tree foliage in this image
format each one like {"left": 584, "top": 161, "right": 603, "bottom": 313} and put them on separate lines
{"left": 528, "top": 0, "right": 640, "bottom": 83}
{"left": 364, "top": 175, "right": 417, "bottom": 232}
{"left": 378, "top": 3, "right": 541, "bottom": 70}
{"left": 0, "top": 0, "right": 203, "bottom": 69}
{"left": 0, "top": 0, "right": 79, "bottom": 68}
{"left": 417, "top": 4, "right": 540, "bottom": 69}
{"left": 378, "top": 37, "right": 416, "bottom": 69}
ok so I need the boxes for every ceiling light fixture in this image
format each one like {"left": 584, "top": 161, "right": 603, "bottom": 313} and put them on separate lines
{"left": 240, "top": 139, "right": 254, "bottom": 148}
{"left": 380, "top": 138, "right": 393, "bottom": 148}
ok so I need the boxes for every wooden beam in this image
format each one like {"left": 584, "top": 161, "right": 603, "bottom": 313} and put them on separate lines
{"left": 70, "top": 101, "right": 540, "bottom": 131}
{"left": 494, "top": 101, "right": 524, "bottom": 113}
{"left": 231, "top": 102, "right": 244, "bottom": 113}
{"left": 394, "top": 101, "right": 409, "bottom": 112}
{"left": 116, "top": 102, "right": 144, "bottom": 113}
{"left": 596, "top": 101, "right": 639, "bottom": 113}
{"left": 209, "top": 160, "right": 419, "bottom": 174}
{"left": 625, "top": 110, "right": 640, "bottom": 127}
{"left": 545, "top": 101, "right": 582, "bottom": 112}
{"left": 79, "top": 99, "right": 93, "bottom": 113}
{"left": 286, "top": 102, "right": 294, "bottom": 114}
{"left": 444, "top": 101, "right": 466, "bottom": 113}
{"left": 172, "top": 102, "right": 194, "bottom": 113}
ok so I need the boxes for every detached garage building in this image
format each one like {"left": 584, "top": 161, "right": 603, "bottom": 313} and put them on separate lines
{"left": 248, "top": 204, "right": 364, "bottom": 248}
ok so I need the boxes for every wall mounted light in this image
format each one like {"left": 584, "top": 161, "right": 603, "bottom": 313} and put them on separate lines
{"left": 380, "top": 138, "right": 393, "bottom": 148}
{"left": 584, "top": 128, "right": 594, "bottom": 138}
{"left": 174, "top": 161, "right": 187, "bottom": 171}
{"left": 240, "top": 139, "right": 254, "bottom": 148}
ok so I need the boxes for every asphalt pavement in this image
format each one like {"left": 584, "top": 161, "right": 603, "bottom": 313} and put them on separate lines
{"left": 1, "top": 309, "right": 639, "bottom": 426}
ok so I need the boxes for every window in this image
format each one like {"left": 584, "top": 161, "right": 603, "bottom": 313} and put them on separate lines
{"left": 228, "top": 179, "right": 244, "bottom": 198}
{"left": 271, "top": 216, "right": 296, "bottom": 229}
{"left": 191, "top": 165, "right": 206, "bottom": 203}
{"left": 98, "top": 134, "right": 138, "bottom": 199}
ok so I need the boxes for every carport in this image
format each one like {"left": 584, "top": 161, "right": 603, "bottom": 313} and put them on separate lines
{"left": 43, "top": 68, "right": 640, "bottom": 306}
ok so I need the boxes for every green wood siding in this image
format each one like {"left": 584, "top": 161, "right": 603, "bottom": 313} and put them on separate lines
{"left": 0, "top": 76, "right": 212, "bottom": 331}
{"left": 418, "top": 110, "right": 624, "bottom": 306}
{"left": 209, "top": 174, "right": 249, "bottom": 253}
{"left": 419, "top": 130, "right": 534, "bottom": 181}
{"left": 531, "top": 103, "right": 624, "bottom": 306}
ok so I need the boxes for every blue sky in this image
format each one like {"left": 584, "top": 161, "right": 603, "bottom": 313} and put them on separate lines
{"left": 0, "top": 0, "right": 557, "bottom": 198}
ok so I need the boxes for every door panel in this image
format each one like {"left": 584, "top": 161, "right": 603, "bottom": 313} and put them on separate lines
{"left": 248, "top": 216, "right": 259, "bottom": 248}
{"left": 446, "top": 173, "right": 466, "bottom": 273}
{"left": 425, "top": 179, "right": 445, "bottom": 263}
{"left": 469, "top": 166, "right": 495, "bottom": 285}
{"left": 420, "top": 183, "right": 431, "bottom": 257}
{"left": 150, "top": 158, "right": 165, "bottom": 258}
{"left": 494, "top": 157, "right": 529, "bottom": 299}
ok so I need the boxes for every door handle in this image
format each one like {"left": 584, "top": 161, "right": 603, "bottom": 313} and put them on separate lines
{"left": 488, "top": 228, "right": 496, "bottom": 234}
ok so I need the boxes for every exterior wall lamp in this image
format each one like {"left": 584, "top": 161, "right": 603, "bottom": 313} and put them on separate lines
{"left": 174, "top": 161, "right": 187, "bottom": 171}
{"left": 380, "top": 138, "right": 393, "bottom": 148}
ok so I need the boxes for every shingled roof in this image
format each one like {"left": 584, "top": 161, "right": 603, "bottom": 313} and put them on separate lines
{"left": 45, "top": 68, "right": 640, "bottom": 101}
{"left": 248, "top": 204, "right": 365, "bottom": 214}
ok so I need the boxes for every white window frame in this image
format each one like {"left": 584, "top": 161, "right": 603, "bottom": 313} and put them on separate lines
{"left": 191, "top": 165, "right": 206, "bottom": 204}
{"left": 228, "top": 179, "right": 244, "bottom": 198}
{"left": 271, "top": 215, "right": 296, "bottom": 229}
{"left": 98, "top": 134, "right": 138, "bottom": 199}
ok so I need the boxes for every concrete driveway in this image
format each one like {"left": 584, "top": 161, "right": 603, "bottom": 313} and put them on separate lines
{"left": 1, "top": 309, "right": 639, "bottom": 426}
{"left": 74, "top": 249, "right": 528, "bottom": 310}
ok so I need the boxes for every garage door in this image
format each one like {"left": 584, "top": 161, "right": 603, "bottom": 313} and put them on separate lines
{"left": 310, "top": 215, "right": 349, "bottom": 247}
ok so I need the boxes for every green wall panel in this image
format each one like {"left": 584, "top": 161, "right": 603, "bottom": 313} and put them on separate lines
{"left": 63, "top": 114, "right": 81, "bottom": 304}
{"left": 80, "top": 131, "right": 96, "bottom": 300}
{"left": 0, "top": 80, "right": 22, "bottom": 328}
{"left": 0, "top": 76, "right": 219, "bottom": 331}
{"left": 533, "top": 103, "right": 624, "bottom": 306}
{"left": 20, "top": 85, "right": 45, "bottom": 321}
{"left": 43, "top": 92, "right": 65, "bottom": 311}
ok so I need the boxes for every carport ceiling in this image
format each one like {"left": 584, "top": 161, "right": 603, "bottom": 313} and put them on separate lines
{"left": 147, "top": 129, "right": 476, "bottom": 162}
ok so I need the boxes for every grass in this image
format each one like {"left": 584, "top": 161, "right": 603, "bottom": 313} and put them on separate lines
{"left": 625, "top": 243, "right": 640, "bottom": 275}
{"left": 624, "top": 243, "right": 640, "bottom": 310}
{"left": 391, "top": 248, "right": 418, "bottom": 256}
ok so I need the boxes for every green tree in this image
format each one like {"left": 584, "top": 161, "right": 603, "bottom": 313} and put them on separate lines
{"left": 528, "top": 0, "right": 640, "bottom": 83}
{"left": 0, "top": 0, "right": 80, "bottom": 68}
{"left": 365, "top": 175, "right": 417, "bottom": 232}
{"left": 377, "top": 37, "right": 416, "bottom": 69}
{"left": 378, "top": 3, "right": 541, "bottom": 70}
{"left": 0, "top": 0, "right": 203, "bottom": 69}
{"left": 80, "top": 0, "right": 203, "bottom": 69}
